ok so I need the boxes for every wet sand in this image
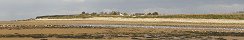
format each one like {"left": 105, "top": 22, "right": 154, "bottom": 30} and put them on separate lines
{"left": 0, "top": 20, "right": 244, "bottom": 40}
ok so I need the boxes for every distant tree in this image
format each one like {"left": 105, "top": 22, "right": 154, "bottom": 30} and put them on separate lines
{"left": 81, "top": 11, "right": 86, "bottom": 14}
{"left": 123, "top": 13, "right": 128, "bottom": 15}
{"left": 133, "top": 13, "right": 145, "bottom": 16}
{"left": 91, "top": 12, "right": 97, "bottom": 15}
{"left": 147, "top": 13, "right": 152, "bottom": 15}
{"left": 152, "top": 12, "right": 159, "bottom": 15}
{"left": 100, "top": 12, "right": 109, "bottom": 15}
{"left": 99, "top": 12, "right": 105, "bottom": 15}
{"left": 109, "top": 11, "right": 120, "bottom": 15}
{"left": 104, "top": 12, "right": 108, "bottom": 15}
{"left": 116, "top": 11, "right": 121, "bottom": 15}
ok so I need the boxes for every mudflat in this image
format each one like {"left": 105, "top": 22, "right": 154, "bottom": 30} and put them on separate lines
{"left": 0, "top": 20, "right": 244, "bottom": 40}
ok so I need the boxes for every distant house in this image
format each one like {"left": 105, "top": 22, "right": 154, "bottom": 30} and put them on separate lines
{"left": 119, "top": 13, "right": 125, "bottom": 16}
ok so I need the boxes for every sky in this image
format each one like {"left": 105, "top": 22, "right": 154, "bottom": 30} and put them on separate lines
{"left": 0, "top": 0, "right": 244, "bottom": 20}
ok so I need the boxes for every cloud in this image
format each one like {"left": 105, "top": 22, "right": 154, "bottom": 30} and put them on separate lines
{"left": 196, "top": 4, "right": 244, "bottom": 13}
{"left": 201, "top": 4, "right": 244, "bottom": 8}
{"left": 62, "top": 0, "right": 85, "bottom": 2}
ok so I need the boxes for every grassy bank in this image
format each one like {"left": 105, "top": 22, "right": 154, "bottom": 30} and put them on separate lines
{"left": 126, "top": 14, "right": 244, "bottom": 20}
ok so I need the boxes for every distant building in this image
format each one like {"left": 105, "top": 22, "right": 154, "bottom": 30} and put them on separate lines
{"left": 119, "top": 13, "right": 125, "bottom": 16}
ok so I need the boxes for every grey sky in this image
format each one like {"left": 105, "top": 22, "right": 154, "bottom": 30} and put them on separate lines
{"left": 0, "top": 0, "right": 244, "bottom": 20}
